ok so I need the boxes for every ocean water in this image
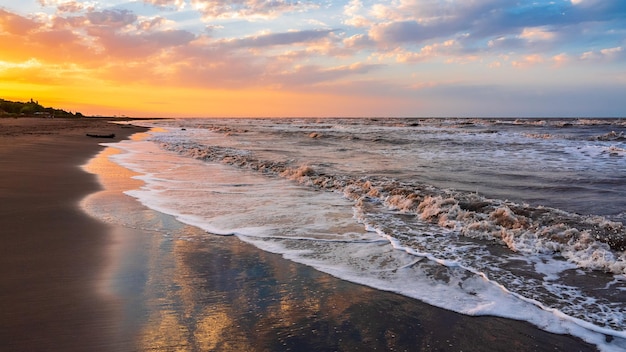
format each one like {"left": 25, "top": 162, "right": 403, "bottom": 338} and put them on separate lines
{"left": 103, "top": 118, "right": 625, "bottom": 351}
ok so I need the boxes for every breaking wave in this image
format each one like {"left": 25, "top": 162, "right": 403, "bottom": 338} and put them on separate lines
{"left": 155, "top": 138, "right": 626, "bottom": 276}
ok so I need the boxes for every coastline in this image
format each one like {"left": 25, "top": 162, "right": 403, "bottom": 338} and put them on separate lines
{"left": 0, "top": 117, "right": 598, "bottom": 351}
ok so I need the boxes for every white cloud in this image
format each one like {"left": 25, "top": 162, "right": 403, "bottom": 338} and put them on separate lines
{"left": 394, "top": 39, "right": 459, "bottom": 63}
{"left": 519, "top": 27, "right": 555, "bottom": 42}
{"left": 343, "top": 0, "right": 376, "bottom": 27}
{"left": 190, "top": 0, "right": 317, "bottom": 21}
{"left": 600, "top": 46, "right": 623, "bottom": 57}
{"left": 143, "top": 0, "right": 186, "bottom": 10}
{"left": 580, "top": 46, "right": 623, "bottom": 61}
{"left": 37, "top": 0, "right": 93, "bottom": 13}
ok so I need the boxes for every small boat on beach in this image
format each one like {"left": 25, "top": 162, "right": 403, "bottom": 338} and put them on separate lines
{"left": 86, "top": 133, "right": 116, "bottom": 138}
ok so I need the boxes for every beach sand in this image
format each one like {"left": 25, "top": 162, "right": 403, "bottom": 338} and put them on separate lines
{"left": 0, "top": 118, "right": 145, "bottom": 351}
{"left": 0, "top": 117, "right": 597, "bottom": 351}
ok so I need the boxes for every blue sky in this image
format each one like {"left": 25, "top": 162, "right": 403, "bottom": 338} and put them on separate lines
{"left": 1, "top": 0, "right": 625, "bottom": 117}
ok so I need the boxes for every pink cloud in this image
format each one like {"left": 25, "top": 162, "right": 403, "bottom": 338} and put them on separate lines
{"left": 0, "top": 9, "right": 40, "bottom": 35}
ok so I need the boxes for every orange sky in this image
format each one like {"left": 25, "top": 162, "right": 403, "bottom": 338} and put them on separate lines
{"left": 1, "top": 1, "right": 625, "bottom": 117}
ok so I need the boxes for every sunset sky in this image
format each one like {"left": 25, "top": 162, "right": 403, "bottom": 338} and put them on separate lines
{"left": 1, "top": 0, "right": 625, "bottom": 117}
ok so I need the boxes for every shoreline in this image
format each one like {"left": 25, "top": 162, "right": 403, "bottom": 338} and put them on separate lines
{"left": 0, "top": 117, "right": 598, "bottom": 351}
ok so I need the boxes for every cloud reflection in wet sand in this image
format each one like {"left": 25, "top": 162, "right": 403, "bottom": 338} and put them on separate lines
{"left": 133, "top": 222, "right": 594, "bottom": 352}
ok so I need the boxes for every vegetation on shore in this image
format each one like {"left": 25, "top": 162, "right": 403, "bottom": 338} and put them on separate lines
{"left": 0, "top": 98, "right": 84, "bottom": 118}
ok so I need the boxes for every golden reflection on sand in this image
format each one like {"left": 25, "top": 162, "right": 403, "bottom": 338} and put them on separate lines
{"left": 194, "top": 309, "right": 253, "bottom": 351}
{"left": 141, "top": 310, "right": 190, "bottom": 351}
{"left": 81, "top": 146, "right": 144, "bottom": 192}
{"left": 133, "top": 230, "right": 386, "bottom": 351}
{"left": 132, "top": 234, "right": 248, "bottom": 351}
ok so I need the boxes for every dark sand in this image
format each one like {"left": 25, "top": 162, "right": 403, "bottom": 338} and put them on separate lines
{"left": 0, "top": 118, "right": 145, "bottom": 351}
{"left": 0, "top": 117, "right": 597, "bottom": 351}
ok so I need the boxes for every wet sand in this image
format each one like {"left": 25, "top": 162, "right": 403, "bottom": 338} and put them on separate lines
{"left": 0, "top": 117, "right": 145, "bottom": 351}
{"left": 0, "top": 117, "right": 597, "bottom": 351}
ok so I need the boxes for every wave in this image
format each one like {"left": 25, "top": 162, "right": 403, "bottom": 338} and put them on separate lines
{"left": 154, "top": 137, "right": 626, "bottom": 276}
{"left": 605, "top": 146, "right": 626, "bottom": 157}
{"left": 592, "top": 131, "right": 626, "bottom": 142}
{"left": 523, "top": 133, "right": 555, "bottom": 139}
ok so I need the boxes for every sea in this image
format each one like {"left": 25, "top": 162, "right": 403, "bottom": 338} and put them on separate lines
{"left": 97, "top": 117, "right": 625, "bottom": 351}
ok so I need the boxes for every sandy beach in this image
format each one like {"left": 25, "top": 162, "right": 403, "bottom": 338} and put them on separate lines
{"left": 0, "top": 118, "right": 144, "bottom": 351}
{"left": 0, "top": 117, "right": 597, "bottom": 351}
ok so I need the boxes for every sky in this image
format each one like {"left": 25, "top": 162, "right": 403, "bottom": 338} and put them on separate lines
{"left": 0, "top": 0, "right": 625, "bottom": 117}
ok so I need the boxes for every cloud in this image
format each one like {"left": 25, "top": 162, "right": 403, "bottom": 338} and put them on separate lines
{"left": 392, "top": 39, "right": 460, "bottom": 63}
{"left": 519, "top": 27, "right": 555, "bottom": 42}
{"left": 88, "top": 28, "right": 196, "bottom": 59}
{"left": 190, "top": 0, "right": 317, "bottom": 20}
{"left": 0, "top": 9, "right": 95, "bottom": 63}
{"left": 580, "top": 46, "right": 624, "bottom": 62}
{"left": 343, "top": 34, "right": 374, "bottom": 49}
{"left": 37, "top": 1, "right": 90, "bottom": 13}
{"left": 138, "top": 16, "right": 167, "bottom": 31}
{"left": 511, "top": 54, "right": 545, "bottom": 68}
{"left": 552, "top": 53, "right": 569, "bottom": 67}
{"left": 343, "top": 0, "right": 372, "bottom": 28}
{"left": 369, "top": 20, "right": 429, "bottom": 45}
{"left": 275, "top": 62, "right": 384, "bottom": 87}
{"left": 0, "top": 8, "right": 40, "bottom": 35}
{"left": 487, "top": 36, "right": 525, "bottom": 51}
{"left": 68, "top": 9, "right": 195, "bottom": 59}
{"left": 0, "top": 7, "right": 196, "bottom": 65}
{"left": 224, "top": 29, "right": 335, "bottom": 48}
{"left": 143, "top": 0, "right": 186, "bottom": 10}
{"left": 366, "top": 0, "right": 505, "bottom": 40}
{"left": 60, "top": 1, "right": 90, "bottom": 13}
{"left": 86, "top": 9, "right": 137, "bottom": 27}
{"left": 359, "top": 0, "right": 626, "bottom": 59}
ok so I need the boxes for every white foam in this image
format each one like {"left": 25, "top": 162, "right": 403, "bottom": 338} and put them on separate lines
{"left": 533, "top": 256, "right": 578, "bottom": 281}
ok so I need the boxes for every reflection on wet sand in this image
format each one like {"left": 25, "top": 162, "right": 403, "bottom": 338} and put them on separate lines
{"left": 83, "top": 145, "right": 594, "bottom": 352}
{"left": 133, "top": 224, "right": 593, "bottom": 352}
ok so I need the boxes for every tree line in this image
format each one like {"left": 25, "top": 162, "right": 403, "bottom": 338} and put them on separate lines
{"left": 0, "top": 98, "right": 84, "bottom": 118}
